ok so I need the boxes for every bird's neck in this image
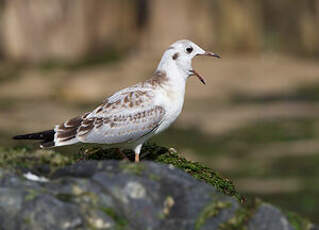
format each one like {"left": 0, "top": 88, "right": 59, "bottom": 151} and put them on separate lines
{"left": 156, "top": 58, "right": 187, "bottom": 92}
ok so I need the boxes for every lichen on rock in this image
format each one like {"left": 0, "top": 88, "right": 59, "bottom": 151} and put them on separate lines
{"left": 0, "top": 143, "right": 317, "bottom": 230}
{"left": 80, "top": 143, "right": 243, "bottom": 201}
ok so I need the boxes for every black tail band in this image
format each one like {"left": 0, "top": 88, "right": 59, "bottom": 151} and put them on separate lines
{"left": 13, "top": 130, "right": 55, "bottom": 142}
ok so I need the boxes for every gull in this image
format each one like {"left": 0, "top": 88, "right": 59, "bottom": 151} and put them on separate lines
{"left": 13, "top": 40, "right": 220, "bottom": 162}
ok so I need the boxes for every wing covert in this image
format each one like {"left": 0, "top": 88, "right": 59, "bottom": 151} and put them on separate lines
{"left": 77, "top": 106, "right": 165, "bottom": 144}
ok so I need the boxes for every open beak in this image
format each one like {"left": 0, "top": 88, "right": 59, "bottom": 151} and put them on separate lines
{"left": 190, "top": 69, "right": 206, "bottom": 85}
{"left": 191, "top": 51, "right": 221, "bottom": 85}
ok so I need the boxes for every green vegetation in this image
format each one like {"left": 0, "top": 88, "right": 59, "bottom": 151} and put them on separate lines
{"left": 119, "top": 161, "right": 145, "bottom": 175}
{"left": 0, "top": 134, "right": 317, "bottom": 226}
{"left": 79, "top": 143, "right": 243, "bottom": 201}
{"left": 0, "top": 146, "right": 78, "bottom": 174}
{"left": 195, "top": 200, "right": 232, "bottom": 230}
{"left": 0, "top": 141, "right": 316, "bottom": 227}
{"left": 0, "top": 143, "right": 242, "bottom": 201}
{"left": 286, "top": 211, "right": 312, "bottom": 230}
{"left": 154, "top": 148, "right": 243, "bottom": 201}
{"left": 148, "top": 115, "right": 319, "bottom": 223}
{"left": 101, "top": 207, "right": 128, "bottom": 230}
{"left": 219, "top": 199, "right": 261, "bottom": 230}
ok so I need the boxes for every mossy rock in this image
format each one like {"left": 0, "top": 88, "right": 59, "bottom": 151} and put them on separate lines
{"left": 0, "top": 143, "right": 242, "bottom": 201}
{"left": 0, "top": 143, "right": 316, "bottom": 229}
{"left": 78, "top": 143, "right": 243, "bottom": 201}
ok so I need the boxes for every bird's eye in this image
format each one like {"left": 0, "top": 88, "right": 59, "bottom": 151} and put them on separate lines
{"left": 186, "top": 47, "right": 193, "bottom": 54}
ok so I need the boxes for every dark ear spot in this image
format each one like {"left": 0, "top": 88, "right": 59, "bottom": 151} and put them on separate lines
{"left": 172, "top": 53, "right": 179, "bottom": 60}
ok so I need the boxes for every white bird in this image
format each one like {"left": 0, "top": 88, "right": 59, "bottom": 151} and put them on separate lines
{"left": 13, "top": 40, "right": 220, "bottom": 162}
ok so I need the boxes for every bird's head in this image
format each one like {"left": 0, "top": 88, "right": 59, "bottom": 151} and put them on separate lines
{"left": 157, "top": 40, "right": 220, "bottom": 85}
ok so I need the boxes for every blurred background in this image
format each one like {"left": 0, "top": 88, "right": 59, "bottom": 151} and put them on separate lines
{"left": 0, "top": 0, "right": 319, "bottom": 222}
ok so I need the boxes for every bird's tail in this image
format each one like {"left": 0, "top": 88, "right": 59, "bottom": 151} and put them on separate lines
{"left": 13, "top": 130, "right": 56, "bottom": 148}
{"left": 13, "top": 114, "right": 89, "bottom": 148}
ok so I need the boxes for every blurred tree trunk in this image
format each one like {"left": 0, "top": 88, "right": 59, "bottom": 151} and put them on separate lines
{"left": 213, "top": 0, "right": 263, "bottom": 52}
{"left": 0, "top": 0, "right": 318, "bottom": 62}
{"left": 140, "top": 0, "right": 216, "bottom": 53}
{"left": 0, "top": 0, "right": 4, "bottom": 59}
{"left": 140, "top": 0, "right": 263, "bottom": 53}
{"left": 1, "top": 0, "right": 138, "bottom": 63}
{"left": 141, "top": 0, "right": 318, "bottom": 56}
{"left": 260, "top": 0, "right": 319, "bottom": 56}
{"left": 298, "top": 0, "right": 319, "bottom": 55}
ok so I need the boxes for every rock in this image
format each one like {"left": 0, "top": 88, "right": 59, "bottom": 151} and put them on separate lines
{"left": 0, "top": 159, "right": 316, "bottom": 230}
{"left": 0, "top": 161, "right": 236, "bottom": 230}
{"left": 0, "top": 144, "right": 317, "bottom": 229}
{"left": 248, "top": 204, "right": 294, "bottom": 230}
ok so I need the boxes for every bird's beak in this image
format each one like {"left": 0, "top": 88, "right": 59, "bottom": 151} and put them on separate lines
{"left": 200, "top": 51, "right": 221, "bottom": 58}
{"left": 190, "top": 69, "right": 206, "bottom": 85}
{"left": 191, "top": 51, "right": 220, "bottom": 85}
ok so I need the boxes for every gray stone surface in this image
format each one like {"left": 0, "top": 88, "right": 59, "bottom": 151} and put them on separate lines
{"left": 0, "top": 160, "right": 316, "bottom": 230}
{"left": 248, "top": 204, "right": 294, "bottom": 230}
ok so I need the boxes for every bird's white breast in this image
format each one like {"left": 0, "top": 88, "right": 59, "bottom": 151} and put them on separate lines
{"left": 154, "top": 80, "right": 186, "bottom": 134}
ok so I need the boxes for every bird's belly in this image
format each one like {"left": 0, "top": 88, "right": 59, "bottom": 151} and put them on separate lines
{"left": 155, "top": 101, "right": 183, "bottom": 134}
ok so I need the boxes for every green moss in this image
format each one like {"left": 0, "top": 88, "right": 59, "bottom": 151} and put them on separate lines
{"left": 119, "top": 162, "right": 145, "bottom": 175}
{"left": 286, "top": 211, "right": 312, "bottom": 230}
{"left": 79, "top": 146, "right": 123, "bottom": 161}
{"left": 80, "top": 143, "right": 241, "bottom": 200}
{"left": 195, "top": 200, "right": 232, "bottom": 230}
{"left": 0, "top": 146, "right": 78, "bottom": 174}
{"left": 219, "top": 209, "right": 249, "bottom": 230}
{"left": 25, "top": 189, "right": 40, "bottom": 201}
{"left": 56, "top": 191, "right": 99, "bottom": 207}
{"left": 55, "top": 193, "right": 74, "bottom": 203}
{"left": 0, "top": 143, "right": 241, "bottom": 201}
{"left": 148, "top": 173, "right": 160, "bottom": 181}
{"left": 145, "top": 144, "right": 243, "bottom": 201}
{"left": 23, "top": 217, "right": 32, "bottom": 225}
{"left": 101, "top": 207, "right": 128, "bottom": 230}
{"left": 1, "top": 143, "right": 317, "bottom": 227}
{"left": 219, "top": 198, "right": 261, "bottom": 230}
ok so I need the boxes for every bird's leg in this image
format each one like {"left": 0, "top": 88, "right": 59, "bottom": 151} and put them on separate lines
{"left": 134, "top": 144, "right": 142, "bottom": 163}
{"left": 135, "top": 154, "right": 140, "bottom": 163}
{"left": 116, "top": 148, "right": 129, "bottom": 161}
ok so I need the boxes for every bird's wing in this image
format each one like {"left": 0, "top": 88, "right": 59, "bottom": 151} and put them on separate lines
{"left": 55, "top": 86, "right": 165, "bottom": 145}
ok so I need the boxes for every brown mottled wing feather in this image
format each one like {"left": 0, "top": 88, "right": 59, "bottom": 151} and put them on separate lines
{"left": 55, "top": 76, "right": 166, "bottom": 146}
{"left": 78, "top": 105, "right": 165, "bottom": 144}
{"left": 78, "top": 87, "right": 165, "bottom": 144}
{"left": 54, "top": 112, "right": 90, "bottom": 146}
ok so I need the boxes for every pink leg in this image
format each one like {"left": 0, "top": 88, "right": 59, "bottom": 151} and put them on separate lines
{"left": 135, "top": 154, "right": 140, "bottom": 162}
